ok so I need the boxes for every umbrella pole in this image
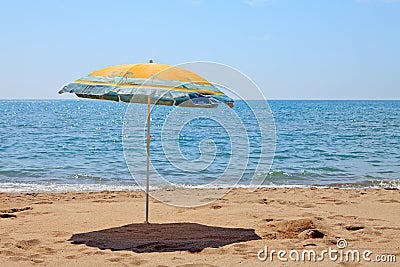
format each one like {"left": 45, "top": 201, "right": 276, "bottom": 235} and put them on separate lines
{"left": 145, "top": 95, "right": 151, "bottom": 224}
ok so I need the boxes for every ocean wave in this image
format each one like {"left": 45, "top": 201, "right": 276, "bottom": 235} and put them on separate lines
{"left": 1, "top": 178, "right": 398, "bottom": 193}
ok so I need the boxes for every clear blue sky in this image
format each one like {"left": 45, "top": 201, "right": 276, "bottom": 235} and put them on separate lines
{"left": 0, "top": 0, "right": 399, "bottom": 99}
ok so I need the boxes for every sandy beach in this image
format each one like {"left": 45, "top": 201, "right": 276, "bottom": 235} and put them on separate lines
{"left": 0, "top": 187, "right": 398, "bottom": 266}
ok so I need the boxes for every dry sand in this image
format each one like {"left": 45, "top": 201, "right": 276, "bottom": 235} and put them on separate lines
{"left": 0, "top": 187, "right": 399, "bottom": 266}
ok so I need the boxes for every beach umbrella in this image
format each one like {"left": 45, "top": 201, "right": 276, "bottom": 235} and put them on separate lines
{"left": 58, "top": 61, "right": 234, "bottom": 223}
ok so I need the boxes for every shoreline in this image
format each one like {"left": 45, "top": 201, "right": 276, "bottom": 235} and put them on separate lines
{"left": 0, "top": 187, "right": 399, "bottom": 266}
{"left": 0, "top": 181, "right": 399, "bottom": 194}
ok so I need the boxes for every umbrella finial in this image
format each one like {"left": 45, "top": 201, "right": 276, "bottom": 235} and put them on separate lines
{"left": 149, "top": 59, "right": 153, "bottom": 63}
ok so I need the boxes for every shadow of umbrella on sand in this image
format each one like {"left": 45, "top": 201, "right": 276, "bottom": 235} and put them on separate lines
{"left": 69, "top": 223, "right": 261, "bottom": 253}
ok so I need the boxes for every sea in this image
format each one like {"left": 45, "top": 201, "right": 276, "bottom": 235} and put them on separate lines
{"left": 0, "top": 100, "right": 399, "bottom": 192}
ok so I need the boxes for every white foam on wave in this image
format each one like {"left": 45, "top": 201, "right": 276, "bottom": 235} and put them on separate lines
{"left": 0, "top": 180, "right": 398, "bottom": 193}
{"left": 0, "top": 182, "right": 142, "bottom": 193}
{"left": 0, "top": 182, "right": 312, "bottom": 193}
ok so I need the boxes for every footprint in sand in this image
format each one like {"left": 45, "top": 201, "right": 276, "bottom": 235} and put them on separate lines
{"left": 28, "top": 254, "right": 45, "bottom": 264}
{"left": 263, "top": 218, "right": 274, "bottom": 222}
{"left": 33, "top": 201, "right": 53, "bottom": 204}
{"left": 15, "top": 239, "right": 40, "bottom": 250}
{"left": 345, "top": 225, "right": 364, "bottom": 231}
{"left": 38, "top": 246, "right": 57, "bottom": 255}
{"left": 107, "top": 256, "right": 147, "bottom": 265}
{"left": 9, "top": 255, "right": 44, "bottom": 264}
{"left": 129, "top": 258, "right": 148, "bottom": 265}
{"left": 107, "top": 257, "right": 123, "bottom": 263}
{"left": 0, "top": 214, "right": 16, "bottom": 218}
{"left": 298, "top": 203, "right": 316, "bottom": 208}
{"left": 93, "top": 251, "right": 107, "bottom": 255}
{"left": 0, "top": 250, "right": 17, "bottom": 257}
{"left": 327, "top": 214, "right": 358, "bottom": 220}
{"left": 300, "top": 212, "right": 316, "bottom": 218}
{"left": 65, "top": 255, "right": 78, "bottom": 260}
{"left": 377, "top": 198, "right": 400, "bottom": 203}
{"left": 258, "top": 198, "right": 268, "bottom": 204}
{"left": 382, "top": 226, "right": 400, "bottom": 230}
{"left": 0, "top": 207, "right": 32, "bottom": 213}
{"left": 0, "top": 207, "right": 33, "bottom": 219}
{"left": 366, "top": 218, "right": 387, "bottom": 222}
